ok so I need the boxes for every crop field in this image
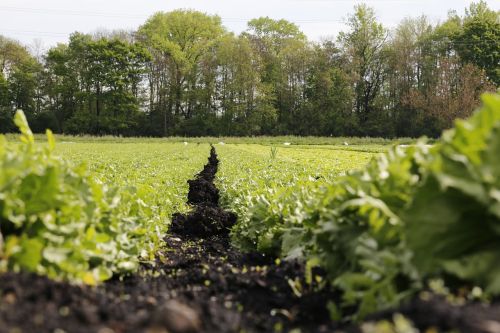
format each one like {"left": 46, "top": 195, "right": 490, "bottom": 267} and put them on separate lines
{"left": 1, "top": 94, "right": 500, "bottom": 332}
{"left": 54, "top": 141, "right": 211, "bottom": 220}
{"left": 0, "top": 0, "right": 498, "bottom": 330}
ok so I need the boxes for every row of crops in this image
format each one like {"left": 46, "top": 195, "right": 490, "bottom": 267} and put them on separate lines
{"left": 0, "top": 93, "right": 499, "bottom": 322}
{"left": 218, "top": 94, "right": 500, "bottom": 319}
{"left": 0, "top": 114, "right": 209, "bottom": 284}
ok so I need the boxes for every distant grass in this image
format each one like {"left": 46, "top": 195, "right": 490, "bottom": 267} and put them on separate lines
{"left": 283, "top": 144, "right": 391, "bottom": 153}
{"left": 4, "top": 133, "right": 421, "bottom": 146}
{"left": 218, "top": 144, "right": 377, "bottom": 179}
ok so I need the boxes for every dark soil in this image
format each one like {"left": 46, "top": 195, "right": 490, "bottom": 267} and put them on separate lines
{"left": 1, "top": 146, "right": 500, "bottom": 333}
{"left": 360, "top": 295, "right": 500, "bottom": 333}
{"left": 170, "top": 147, "right": 237, "bottom": 238}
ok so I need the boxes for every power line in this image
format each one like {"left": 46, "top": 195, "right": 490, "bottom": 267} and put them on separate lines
{"left": 0, "top": 28, "right": 493, "bottom": 47}
{"left": 0, "top": 6, "right": 494, "bottom": 46}
{"left": 0, "top": 28, "right": 70, "bottom": 37}
{"left": 0, "top": 5, "right": 346, "bottom": 24}
{"left": 0, "top": 6, "right": 145, "bottom": 19}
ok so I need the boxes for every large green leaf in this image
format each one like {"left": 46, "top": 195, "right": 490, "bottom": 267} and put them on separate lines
{"left": 405, "top": 93, "right": 500, "bottom": 291}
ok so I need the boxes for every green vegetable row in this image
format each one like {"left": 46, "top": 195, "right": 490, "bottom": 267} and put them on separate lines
{"left": 0, "top": 112, "right": 208, "bottom": 284}
{"left": 218, "top": 93, "right": 500, "bottom": 320}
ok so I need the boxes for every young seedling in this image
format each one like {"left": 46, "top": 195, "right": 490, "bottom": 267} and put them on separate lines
{"left": 270, "top": 146, "right": 278, "bottom": 160}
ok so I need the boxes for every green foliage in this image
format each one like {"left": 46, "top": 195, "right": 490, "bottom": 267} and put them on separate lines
{"left": 243, "top": 16, "right": 310, "bottom": 134}
{"left": 137, "top": 10, "right": 227, "bottom": 135}
{"left": 0, "top": 111, "right": 138, "bottom": 283}
{"left": 222, "top": 143, "right": 425, "bottom": 320}
{"left": 44, "top": 33, "right": 151, "bottom": 135}
{"left": 221, "top": 93, "right": 500, "bottom": 320}
{"left": 246, "top": 17, "right": 306, "bottom": 51}
{"left": 2, "top": 2, "right": 498, "bottom": 138}
{"left": 338, "top": 3, "right": 389, "bottom": 128}
{"left": 405, "top": 94, "right": 500, "bottom": 292}
{"left": 269, "top": 146, "right": 278, "bottom": 159}
{"left": 0, "top": 110, "right": 208, "bottom": 284}
{"left": 453, "top": 15, "right": 500, "bottom": 85}
{"left": 139, "top": 10, "right": 224, "bottom": 72}
{"left": 216, "top": 143, "right": 376, "bottom": 258}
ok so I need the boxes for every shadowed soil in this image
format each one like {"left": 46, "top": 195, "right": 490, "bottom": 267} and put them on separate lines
{"left": 170, "top": 146, "right": 237, "bottom": 238}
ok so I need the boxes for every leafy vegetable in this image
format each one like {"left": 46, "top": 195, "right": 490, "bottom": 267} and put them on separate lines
{"left": 0, "top": 110, "right": 208, "bottom": 283}
{"left": 219, "top": 93, "right": 500, "bottom": 320}
{"left": 406, "top": 93, "right": 500, "bottom": 293}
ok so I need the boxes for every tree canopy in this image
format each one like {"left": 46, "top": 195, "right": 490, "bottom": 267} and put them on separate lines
{"left": 0, "top": 4, "right": 498, "bottom": 137}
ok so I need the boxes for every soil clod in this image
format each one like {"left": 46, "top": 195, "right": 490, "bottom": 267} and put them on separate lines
{"left": 170, "top": 146, "right": 236, "bottom": 238}
{"left": 151, "top": 300, "right": 201, "bottom": 333}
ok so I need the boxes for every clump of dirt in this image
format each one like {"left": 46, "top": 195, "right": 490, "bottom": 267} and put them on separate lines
{"left": 186, "top": 146, "right": 218, "bottom": 205}
{"left": 0, "top": 237, "right": 336, "bottom": 333}
{"left": 170, "top": 146, "right": 237, "bottom": 238}
{"left": 358, "top": 294, "right": 500, "bottom": 333}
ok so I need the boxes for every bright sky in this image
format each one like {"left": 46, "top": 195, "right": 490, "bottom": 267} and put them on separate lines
{"left": 1, "top": 0, "right": 499, "bottom": 52}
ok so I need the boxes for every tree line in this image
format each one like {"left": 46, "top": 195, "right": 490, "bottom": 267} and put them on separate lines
{"left": 0, "top": 2, "right": 498, "bottom": 137}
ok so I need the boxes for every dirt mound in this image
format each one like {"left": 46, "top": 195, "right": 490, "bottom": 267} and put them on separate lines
{"left": 170, "top": 206, "right": 236, "bottom": 238}
{"left": 170, "top": 146, "right": 237, "bottom": 237}
{"left": 0, "top": 237, "right": 336, "bottom": 333}
{"left": 360, "top": 295, "right": 500, "bottom": 333}
{"left": 186, "top": 147, "right": 218, "bottom": 206}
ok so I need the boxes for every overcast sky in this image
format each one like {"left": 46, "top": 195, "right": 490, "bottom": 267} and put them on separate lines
{"left": 1, "top": 0, "right": 499, "bottom": 51}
